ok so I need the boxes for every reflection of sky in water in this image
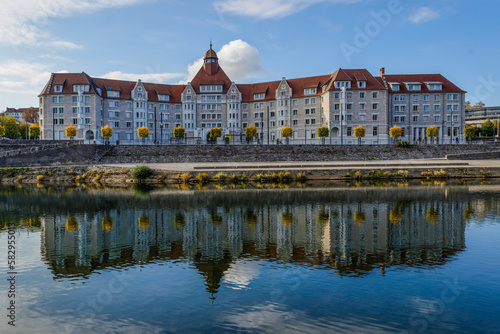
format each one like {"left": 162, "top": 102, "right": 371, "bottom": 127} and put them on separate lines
{"left": 0, "top": 185, "right": 499, "bottom": 333}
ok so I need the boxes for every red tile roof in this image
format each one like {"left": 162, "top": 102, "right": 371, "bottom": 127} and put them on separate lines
{"left": 379, "top": 74, "right": 465, "bottom": 93}
{"left": 190, "top": 64, "right": 233, "bottom": 94}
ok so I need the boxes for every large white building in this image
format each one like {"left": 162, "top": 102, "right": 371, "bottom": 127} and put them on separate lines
{"left": 38, "top": 46, "right": 466, "bottom": 144}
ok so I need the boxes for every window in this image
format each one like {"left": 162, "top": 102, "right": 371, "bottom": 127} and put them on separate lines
{"left": 334, "top": 104, "right": 340, "bottom": 110}
{"left": 372, "top": 114, "right": 378, "bottom": 121}
{"left": 359, "top": 92, "right": 365, "bottom": 99}
{"left": 407, "top": 84, "right": 421, "bottom": 91}
{"left": 334, "top": 115, "right": 340, "bottom": 121}
{"left": 423, "top": 105, "right": 429, "bottom": 112}
{"left": 360, "top": 103, "right": 365, "bottom": 110}
{"left": 453, "top": 115, "right": 458, "bottom": 121}
{"left": 158, "top": 94, "right": 169, "bottom": 101}
{"left": 424, "top": 95, "right": 429, "bottom": 101}
{"left": 358, "top": 81, "right": 366, "bottom": 88}
{"left": 423, "top": 115, "right": 429, "bottom": 121}
{"left": 390, "top": 83, "right": 400, "bottom": 91}
{"left": 413, "top": 95, "right": 418, "bottom": 102}
{"left": 293, "top": 110, "right": 298, "bottom": 116}
{"left": 254, "top": 93, "right": 265, "bottom": 100}
{"left": 413, "top": 116, "right": 418, "bottom": 122}
{"left": 372, "top": 92, "right": 378, "bottom": 98}
{"left": 427, "top": 84, "right": 442, "bottom": 91}
{"left": 434, "top": 94, "right": 440, "bottom": 101}
{"left": 373, "top": 127, "right": 378, "bottom": 136}
{"left": 346, "top": 92, "right": 352, "bottom": 99}
{"left": 434, "top": 116, "right": 439, "bottom": 122}
{"left": 434, "top": 105, "right": 440, "bottom": 112}
{"left": 360, "top": 115, "right": 365, "bottom": 121}
{"left": 85, "top": 107, "right": 90, "bottom": 114}
{"left": 346, "top": 115, "right": 352, "bottom": 121}
{"left": 126, "top": 102, "right": 132, "bottom": 109}
{"left": 73, "top": 119, "right": 78, "bottom": 125}
{"left": 334, "top": 93, "right": 340, "bottom": 99}
{"left": 413, "top": 105, "right": 418, "bottom": 112}
{"left": 270, "top": 111, "right": 275, "bottom": 117}
{"left": 72, "top": 107, "right": 78, "bottom": 114}
{"left": 346, "top": 104, "right": 352, "bottom": 110}
{"left": 72, "top": 96, "right": 78, "bottom": 103}
{"left": 347, "top": 127, "right": 352, "bottom": 136}
{"left": 372, "top": 103, "right": 378, "bottom": 110}
{"left": 108, "top": 91, "right": 120, "bottom": 98}
{"left": 148, "top": 103, "right": 153, "bottom": 109}
{"left": 54, "top": 85, "right": 63, "bottom": 92}
{"left": 304, "top": 88, "right": 316, "bottom": 95}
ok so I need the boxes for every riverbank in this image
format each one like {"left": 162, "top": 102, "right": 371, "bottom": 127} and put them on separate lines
{"left": 1, "top": 161, "right": 499, "bottom": 187}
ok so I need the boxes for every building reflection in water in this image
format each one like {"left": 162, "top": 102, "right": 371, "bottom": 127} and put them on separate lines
{"left": 36, "top": 188, "right": 468, "bottom": 298}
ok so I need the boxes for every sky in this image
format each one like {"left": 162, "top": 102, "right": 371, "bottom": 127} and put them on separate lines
{"left": 1, "top": 0, "right": 499, "bottom": 112}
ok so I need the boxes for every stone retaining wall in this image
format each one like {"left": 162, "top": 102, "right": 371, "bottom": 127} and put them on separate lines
{"left": 99, "top": 144, "right": 499, "bottom": 164}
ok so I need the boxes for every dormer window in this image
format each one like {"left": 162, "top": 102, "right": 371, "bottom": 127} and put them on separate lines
{"left": 108, "top": 91, "right": 120, "bottom": 98}
{"left": 54, "top": 85, "right": 63, "bottom": 93}
{"left": 405, "top": 83, "right": 421, "bottom": 91}
{"left": 200, "top": 85, "right": 222, "bottom": 92}
{"left": 73, "top": 85, "right": 90, "bottom": 93}
{"left": 425, "top": 82, "right": 443, "bottom": 91}
{"left": 358, "top": 81, "right": 366, "bottom": 88}
{"left": 158, "top": 94, "right": 170, "bottom": 102}
{"left": 138, "top": 93, "right": 142, "bottom": 98}
{"left": 304, "top": 88, "right": 317, "bottom": 95}
{"left": 254, "top": 93, "right": 265, "bottom": 100}
{"left": 389, "top": 83, "right": 400, "bottom": 91}
{"left": 335, "top": 81, "right": 351, "bottom": 89}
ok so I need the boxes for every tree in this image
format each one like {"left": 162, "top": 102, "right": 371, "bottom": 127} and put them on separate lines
{"left": 354, "top": 125, "right": 366, "bottom": 145}
{"left": 465, "top": 101, "right": 471, "bottom": 110}
{"left": 173, "top": 126, "right": 185, "bottom": 138}
{"left": 389, "top": 126, "right": 402, "bottom": 143}
{"left": 0, "top": 125, "right": 4, "bottom": 137}
{"left": 19, "top": 122, "right": 28, "bottom": 139}
{"left": 481, "top": 119, "right": 495, "bottom": 137}
{"left": 101, "top": 125, "right": 113, "bottom": 144}
{"left": 3, "top": 117, "right": 20, "bottom": 139}
{"left": 464, "top": 125, "right": 475, "bottom": 143}
{"left": 22, "top": 107, "right": 38, "bottom": 124}
{"left": 245, "top": 125, "right": 258, "bottom": 142}
{"left": 29, "top": 124, "right": 40, "bottom": 139}
{"left": 426, "top": 126, "right": 439, "bottom": 144}
{"left": 65, "top": 125, "right": 77, "bottom": 140}
{"left": 317, "top": 126, "right": 329, "bottom": 144}
{"left": 137, "top": 127, "right": 149, "bottom": 144}
{"left": 281, "top": 126, "right": 293, "bottom": 144}
{"left": 210, "top": 127, "right": 222, "bottom": 139}
{"left": 472, "top": 101, "right": 485, "bottom": 109}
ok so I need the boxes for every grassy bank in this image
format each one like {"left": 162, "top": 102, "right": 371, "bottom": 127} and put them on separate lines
{"left": 0, "top": 164, "right": 498, "bottom": 187}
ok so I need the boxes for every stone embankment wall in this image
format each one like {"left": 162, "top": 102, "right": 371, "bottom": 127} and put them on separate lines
{"left": 99, "top": 144, "right": 499, "bottom": 164}
{"left": 0, "top": 143, "right": 498, "bottom": 167}
{"left": 0, "top": 144, "right": 111, "bottom": 167}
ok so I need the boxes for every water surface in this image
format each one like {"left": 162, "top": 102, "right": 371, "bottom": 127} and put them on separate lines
{"left": 0, "top": 184, "right": 499, "bottom": 333}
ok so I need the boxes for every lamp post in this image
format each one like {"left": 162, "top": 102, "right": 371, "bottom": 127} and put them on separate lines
{"left": 305, "top": 121, "right": 307, "bottom": 145}
{"left": 329, "top": 121, "right": 332, "bottom": 145}
{"left": 160, "top": 112, "right": 163, "bottom": 145}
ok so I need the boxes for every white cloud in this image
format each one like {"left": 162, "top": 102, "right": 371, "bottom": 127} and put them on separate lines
{"left": 102, "top": 71, "right": 185, "bottom": 83}
{"left": 185, "top": 39, "right": 264, "bottom": 83}
{"left": 223, "top": 260, "right": 260, "bottom": 289}
{"left": 0, "top": 0, "right": 150, "bottom": 48}
{"left": 213, "top": 0, "right": 361, "bottom": 19}
{"left": 407, "top": 7, "right": 440, "bottom": 24}
{"left": 0, "top": 61, "right": 56, "bottom": 110}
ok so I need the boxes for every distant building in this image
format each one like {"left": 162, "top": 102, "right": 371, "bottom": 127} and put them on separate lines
{"left": 465, "top": 106, "right": 500, "bottom": 127}
{"left": 38, "top": 45, "right": 467, "bottom": 144}
{"left": 1, "top": 107, "right": 38, "bottom": 123}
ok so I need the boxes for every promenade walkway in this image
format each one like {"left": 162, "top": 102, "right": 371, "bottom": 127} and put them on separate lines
{"left": 100, "top": 159, "right": 500, "bottom": 172}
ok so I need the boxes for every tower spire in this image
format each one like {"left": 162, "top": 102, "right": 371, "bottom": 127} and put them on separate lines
{"left": 210, "top": 38, "right": 212, "bottom": 50}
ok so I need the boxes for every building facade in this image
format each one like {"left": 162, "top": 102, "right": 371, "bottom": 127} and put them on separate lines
{"left": 38, "top": 46, "right": 466, "bottom": 144}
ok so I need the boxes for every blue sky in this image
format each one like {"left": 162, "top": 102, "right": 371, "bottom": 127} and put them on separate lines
{"left": 1, "top": 0, "right": 499, "bottom": 112}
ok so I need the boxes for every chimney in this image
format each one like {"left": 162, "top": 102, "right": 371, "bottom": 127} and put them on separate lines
{"left": 380, "top": 67, "right": 385, "bottom": 77}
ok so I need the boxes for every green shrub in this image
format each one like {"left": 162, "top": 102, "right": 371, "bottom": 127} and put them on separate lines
{"left": 213, "top": 172, "right": 227, "bottom": 181}
{"left": 296, "top": 172, "right": 307, "bottom": 182}
{"left": 181, "top": 173, "right": 193, "bottom": 184}
{"left": 396, "top": 141, "right": 411, "bottom": 148}
{"left": 195, "top": 173, "right": 210, "bottom": 183}
{"left": 130, "top": 165, "right": 153, "bottom": 181}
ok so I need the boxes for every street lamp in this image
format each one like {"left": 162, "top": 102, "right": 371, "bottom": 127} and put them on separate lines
{"left": 160, "top": 123, "right": 163, "bottom": 145}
